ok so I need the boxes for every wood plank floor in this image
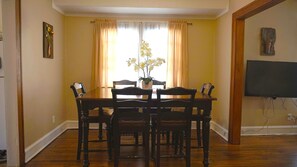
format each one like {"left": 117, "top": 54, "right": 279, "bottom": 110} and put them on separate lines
{"left": 26, "top": 130, "right": 297, "bottom": 167}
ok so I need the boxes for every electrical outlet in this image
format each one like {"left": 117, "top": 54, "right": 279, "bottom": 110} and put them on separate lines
{"left": 287, "top": 113, "right": 296, "bottom": 122}
{"left": 52, "top": 115, "right": 56, "bottom": 123}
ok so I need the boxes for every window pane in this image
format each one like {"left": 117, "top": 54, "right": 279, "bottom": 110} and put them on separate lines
{"left": 142, "top": 22, "right": 168, "bottom": 82}
{"left": 114, "top": 22, "right": 140, "bottom": 82}
{"left": 113, "top": 21, "right": 168, "bottom": 85}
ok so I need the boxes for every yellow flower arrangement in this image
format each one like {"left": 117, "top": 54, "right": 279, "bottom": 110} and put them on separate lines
{"left": 127, "top": 40, "right": 165, "bottom": 84}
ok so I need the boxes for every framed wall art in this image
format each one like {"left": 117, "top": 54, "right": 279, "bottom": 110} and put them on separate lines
{"left": 260, "top": 27, "right": 276, "bottom": 56}
{"left": 43, "top": 22, "right": 54, "bottom": 59}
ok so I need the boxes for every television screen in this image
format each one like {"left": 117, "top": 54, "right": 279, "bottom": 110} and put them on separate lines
{"left": 245, "top": 60, "right": 297, "bottom": 98}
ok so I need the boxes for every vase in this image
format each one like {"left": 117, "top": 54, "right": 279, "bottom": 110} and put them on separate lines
{"left": 141, "top": 80, "right": 153, "bottom": 89}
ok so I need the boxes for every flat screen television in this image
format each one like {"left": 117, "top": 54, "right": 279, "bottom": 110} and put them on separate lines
{"left": 245, "top": 60, "right": 297, "bottom": 98}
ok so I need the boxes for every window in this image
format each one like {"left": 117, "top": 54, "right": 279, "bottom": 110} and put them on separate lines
{"left": 92, "top": 19, "right": 188, "bottom": 89}
{"left": 112, "top": 21, "right": 168, "bottom": 84}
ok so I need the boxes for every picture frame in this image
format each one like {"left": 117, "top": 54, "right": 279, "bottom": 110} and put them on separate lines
{"left": 43, "top": 22, "right": 54, "bottom": 59}
{"left": 260, "top": 27, "right": 276, "bottom": 56}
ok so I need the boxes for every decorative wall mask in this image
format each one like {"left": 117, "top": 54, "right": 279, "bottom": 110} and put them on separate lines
{"left": 260, "top": 27, "right": 276, "bottom": 56}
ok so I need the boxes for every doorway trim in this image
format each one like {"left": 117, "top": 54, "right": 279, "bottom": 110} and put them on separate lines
{"left": 229, "top": 0, "right": 286, "bottom": 144}
{"left": 16, "top": 0, "right": 25, "bottom": 166}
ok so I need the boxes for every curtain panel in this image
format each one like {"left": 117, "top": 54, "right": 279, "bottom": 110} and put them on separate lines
{"left": 167, "top": 20, "right": 189, "bottom": 88}
{"left": 91, "top": 19, "right": 117, "bottom": 89}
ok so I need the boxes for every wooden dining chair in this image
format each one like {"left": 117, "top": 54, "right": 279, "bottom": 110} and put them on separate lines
{"left": 151, "top": 80, "right": 172, "bottom": 144}
{"left": 152, "top": 80, "right": 166, "bottom": 89}
{"left": 111, "top": 87, "right": 152, "bottom": 167}
{"left": 70, "top": 82, "right": 113, "bottom": 160}
{"left": 112, "top": 79, "right": 141, "bottom": 145}
{"left": 192, "top": 82, "right": 214, "bottom": 147}
{"left": 113, "top": 80, "right": 137, "bottom": 88}
{"left": 151, "top": 87, "right": 197, "bottom": 167}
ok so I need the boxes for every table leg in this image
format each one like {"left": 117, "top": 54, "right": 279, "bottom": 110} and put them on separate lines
{"left": 82, "top": 110, "right": 89, "bottom": 167}
{"left": 202, "top": 114, "right": 211, "bottom": 167}
{"left": 99, "top": 108, "right": 104, "bottom": 141}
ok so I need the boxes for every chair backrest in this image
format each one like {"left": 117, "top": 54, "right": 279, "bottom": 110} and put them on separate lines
{"left": 70, "top": 82, "right": 86, "bottom": 117}
{"left": 200, "top": 83, "right": 215, "bottom": 96}
{"left": 113, "top": 80, "right": 137, "bottom": 88}
{"left": 156, "top": 87, "right": 197, "bottom": 125}
{"left": 70, "top": 82, "right": 86, "bottom": 98}
{"left": 152, "top": 80, "right": 166, "bottom": 89}
{"left": 111, "top": 87, "right": 152, "bottom": 130}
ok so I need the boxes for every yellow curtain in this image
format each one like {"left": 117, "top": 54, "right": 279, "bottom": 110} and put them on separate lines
{"left": 91, "top": 19, "right": 117, "bottom": 89}
{"left": 167, "top": 20, "right": 189, "bottom": 88}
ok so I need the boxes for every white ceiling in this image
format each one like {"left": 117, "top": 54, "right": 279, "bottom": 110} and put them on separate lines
{"left": 52, "top": 0, "right": 229, "bottom": 19}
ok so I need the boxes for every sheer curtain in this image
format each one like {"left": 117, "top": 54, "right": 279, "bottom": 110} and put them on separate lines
{"left": 91, "top": 19, "right": 117, "bottom": 89}
{"left": 142, "top": 22, "right": 168, "bottom": 82}
{"left": 114, "top": 22, "right": 140, "bottom": 82}
{"left": 114, "top": 21, "right": 168, "bottom": 84}
{"left": 167, "top": 20, "right": 189, "bottom": 88}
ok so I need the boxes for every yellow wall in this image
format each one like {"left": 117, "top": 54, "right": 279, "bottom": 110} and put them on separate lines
{"left": 243, "top": 0, "right": 297, "bottom": 126}
{"left": 22, "top": 0, "right": 65, "bottom": 147}
{"left": 64, "top": 16, "right": 216, "bottom": 120}
{"left": 214, "top": 0, "right": 254, "bottom": 129}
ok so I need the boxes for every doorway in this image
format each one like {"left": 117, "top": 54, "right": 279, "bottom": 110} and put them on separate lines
{"left": 229, "top": 0, "right": 286, "bottom": 144}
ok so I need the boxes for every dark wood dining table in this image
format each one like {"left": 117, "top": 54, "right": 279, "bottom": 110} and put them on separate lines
{"left": 78, "top": 88, "right": 217, "bottom": 167}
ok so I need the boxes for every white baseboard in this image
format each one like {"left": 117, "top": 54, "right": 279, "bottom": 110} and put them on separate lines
{"left": 241, "top": 125, "right": 297, "bottom": 136}
{"left": 210, "top": 121, "right": 229, "bottom": 141}
{"left": 24, "top": 120, "right": 297, "bottom": 163}
{"left": 25, "top": 121, "right": 68, "bottom": 163}
{"left": 25, "top": 120, "right": 106, "bottom": 163}
{"left": 210, "top": 121, "right": 297, "bottom": 138}
{"left": 191, "top": 120, "right": 229, "bottom": 141}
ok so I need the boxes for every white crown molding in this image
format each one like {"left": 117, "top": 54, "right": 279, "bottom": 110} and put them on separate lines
{"left": 215, "top": 6, "right": 229, "bottom": 19}
{"left": 52, "top": 0, "right": 228, "bottom": 19}
{"left": 64, "top": 13, "right": 218, "bottom": 20}
{"left": 52, "top": 1, "right": 65, "bottom": 15}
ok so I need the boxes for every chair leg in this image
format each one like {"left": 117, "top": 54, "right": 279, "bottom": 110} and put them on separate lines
{"left": 77, "top": 120, "right": 82, "bottom": 160}
{"left": 114, "top": 132, "right": 120, "bottom": 167}
{"left": 99, "top": 123, "right": 103, "bottom": 141}
{"left": 172, "top": 131, "right": 175, "bottom": 146}
{"left": 166, "top": 131, "right": 170, "bottom": 145}
{"left": 156, "top": 129, "right": 161, "bottom": 167}
{"left": 106, "top": 122, "right": 112, "bottom": 161}
{"left": 144, "top": 128, "right": 149, "bottom": 167}
{"left": 174, "top": 131, "right": 179, "bottom": 155}
{"left": 134, "top": 132, "right": 139, "bottom": 145}
{"left": 151, "top": 123, "right": 156, "bottom": 159}
{"left": 197, "top": 120, "right": 202, "bottom": 147}
{"left": 179, "top": 131, "right": 184, "bottom": 156}
{"left": 185, "top": 129, "right": 191, "bottom": 167}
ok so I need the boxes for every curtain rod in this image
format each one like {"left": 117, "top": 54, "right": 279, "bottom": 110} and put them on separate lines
{"left": 90, "top": 20, "right": 192, "bottom": 25}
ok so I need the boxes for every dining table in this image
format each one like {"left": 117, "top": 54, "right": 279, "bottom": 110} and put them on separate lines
{"left": 77, "top": 87, "right": 217, "bottom": 167}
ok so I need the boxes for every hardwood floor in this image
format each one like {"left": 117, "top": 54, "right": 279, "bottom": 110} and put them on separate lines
{"left": 26, "top": 130, "right": 297, "bottom": 167}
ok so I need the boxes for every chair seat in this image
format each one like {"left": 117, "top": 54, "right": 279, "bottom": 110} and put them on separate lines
{"left": 160, "top": 120, "right": 187, "bottom": 127}
{"left": 119, "top": 120, "right": 146, "bottom": 126}
{"left": 103, "top": 108, "right": 114, "bottom": 116}
{"left": 89, "top": 108, "right": 113, "bottom": 117}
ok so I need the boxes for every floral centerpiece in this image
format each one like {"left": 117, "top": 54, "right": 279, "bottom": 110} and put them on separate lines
{"left": 127, "top": 40, "right": 165, "bottom": 87}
